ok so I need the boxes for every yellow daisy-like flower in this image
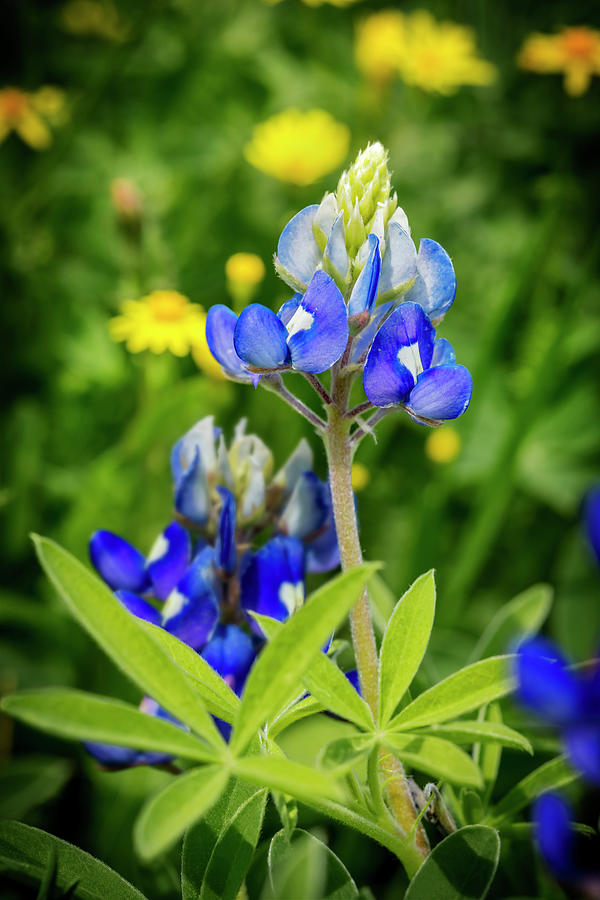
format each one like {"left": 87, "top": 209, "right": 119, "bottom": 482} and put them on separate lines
{"left": 518, "top": 26, "right": 600, "bottom": 96}
{"left": 244, "top": 109, "right": 350, "bottom": 186}
{"left": 0, "top": 86, "right": 67, "bottom": 150}
{"left": 355, "top": 11, "right": 407, "bottom": 85}
{"left": 225, "top": 253, "right": 266, "bottom": 288}
{"left": 61, "top": 0, "right": 130, "bottom": 42}
{"left": 424, "top": 427, "right": 461, "bottom": 464}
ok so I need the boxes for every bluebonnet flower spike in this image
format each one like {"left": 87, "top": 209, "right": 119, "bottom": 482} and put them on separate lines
{"left": 241, "top": 535, "right": 305, "bottom": 633}
{"left": 363, "top": 302, "right": 472, "bottom": 423}
{"left": 161, "top": 546, "right": 220, "bottom": 650}
{"left": 234, "top": 270, "right": 349, "bottom": 375}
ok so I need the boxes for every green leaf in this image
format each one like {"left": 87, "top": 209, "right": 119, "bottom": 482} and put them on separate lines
{"left": 252, "top": 613, "right": 373, "bottom": 731}
{"left": 378, "top": 570, "right": 436, "bottom": 727}
{"left": 32, "top": 535, "right": 223, "bottom": 748}
{"left": 389, "top": 657, "right": 515, "bottom": 731}
{"left": 381, "top": 734, "right": 483, "bottom": 788}
{"left": 487, "top": 756, "right": 577, "bottom": 825}
{"left": 0, "top": 820, "right": 147, "bottom": 899}
{"left": 199, "top": 789, "right": 267, "bottom": 900}
{"left": 266, "top": 829, "right": 358, "bottom": 900}
{"left": 404, "top": 825, "right": 500, "bottom": 900}
{"left": 231, "top": 563, "right": 378, "bottom": 753}
{"left": 182, "top": 779, "right": 258, "bottom": 900}
{"left": 470, "top": 585, "right": 553, "bottom": 662}
{"left": 134, "top": 765, "right": 229, "bottom": 860}
{"left": 479, "top": 703, "right": 504, "bottom": 801}
{"left": 417, "top": 719, "right": 532, "bottom": 754}
{"left": 1, "top": 689, "right": 218, "bottom": 762}
{"left": 235, "top": 754, "right": 345, "bottom": 805}
{"left": 141, "top": 622, "right": 240, "bottom": 722}
{"left": 0, "top": 756, "right": 71, "bottom": 821}
{"left": 269, "top": 696, "right": 325, "bottom": 739}
{"left": 318, "top": 734, "right": 375, "bottom": 771}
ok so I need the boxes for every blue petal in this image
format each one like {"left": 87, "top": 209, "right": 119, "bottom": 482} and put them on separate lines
{"left": 161, "top": 546, "right": 220, "bottom": 651}
{"left": 407, "top": 365, "right": 472, "bottom": 422}
{"left": 240, "top": 535, "right": 306, "bottom": 633}
{"left": 431, "top": 337, "right": 456, "bottom": 368}
{"left": 285, "top": 271, "right": 348, "bottom": 374}
{"left": 363, "top": 302, "right": 436, "bottom": 408}
{"left": 533, "top": 793, "right": 578, "bottom": 881}
{"left": 279, "top": 471, "right": 329, "bottom": 540}
{"left": 216, "top": 487, "right": 237, "bottom": 575}
{"left": 351, "top": 300, "right": 395, "bottom": 363}
{"left": 174, "top": 447, "right": 210, "bottom": 525}
{"left": 278, "top": 293, "right": 303, "bottom": 328}
{"left": 202, "top": 624, "right": 257, "bottom": 696}
{"left": 584, "top": 486, "right": 600, "bottom": 567}
{"left": 206, "top": 305, "right": 254, "bottom": 382}
{"left": 147, "top": 521, "right": 191, "bottom": 600}
{"left": 89, "top": 530, "right": 148, "bottom": 593}
{"left": 234, "top": 303, "right": 291, "bottom": 370}
{"left": 405, "top": 239, "right": 456, "bottom": 322}
{"left": 305, "top": 518, "right": 340, "bottom": 574}
{"left": 323, "top": 211, "right": 349, "bottom": 284}
{"left": 565, "top": 725, "right": 600, "bottom": 785}
{"left": 348, "top": 235, "right": 381, "bottom": 317}
{"left": 345, "top": 670, "right": 361, "bottom": 695}
{"left": 115, "top": 590, "right": 162, "bottom": 626}
{"left": 515, "top": 637, "right": 582, "bottom": 725}
{"left": 171, "top": 418, "right": 218, "bottom": 482}
{"left": 275, "top": 205, "right": 322, "bottom": 290}
{"left": 377, "top": 223, "right": 417, "bottom": 301}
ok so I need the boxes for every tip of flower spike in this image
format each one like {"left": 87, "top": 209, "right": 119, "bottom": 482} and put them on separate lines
{"left": 336, "top": 142, "right": 393, "bottom": 232}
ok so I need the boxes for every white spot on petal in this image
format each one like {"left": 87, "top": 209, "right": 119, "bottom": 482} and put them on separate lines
{"left": 286, "top": 306, "right": 314, "bottom": 340}
{"left": 279, "top": 581, "right": 305, "bottom": 617}
{"left": 162, "top": 589, "right": 187, "bottom": 623}
{"left": 397, "top": 342, "right": 423, "bottom": 385}
{"left": 147, "top": 533, "right": 169, "bottom": 564}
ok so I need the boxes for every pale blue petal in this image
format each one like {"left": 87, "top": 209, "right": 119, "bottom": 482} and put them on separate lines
{"left": 278, "top": 293, "right": 302, "bottom": 328}
{"left": 377, "top": 223, "right": 417, "bottom": 302}
{"left": 275, "top": 205, "right": 322, "bottom": 290}
{"left": 408, "top": 365, "right": 472, "bottom": 421}
{"left": 406, "top": 239, "right": 456, "bottom": 321}
{"left": 348, "top": 234, "right": 381, "bottom": 317}
{"left": 351, "top": 300, "right": 394, "bottom": 363}
{"left": 323, "top": 211, "right": 349, "bottom": 283}
{"left": 431, "top": 338, "right": 456, "bottom": 368}
{"left": 285, "top": 271, "right": 348, "bottom": 374}
{"left": 272, "top": 437, "right": 314, "bottom": 500}
{"left": 234, "top": 303, "right": 291, "bottom": 370}
{"left": 279, "top": 471, "right": 329, "bottom": 540}
{"left": 174, "top": 447, "right": 210, "bottom": 525}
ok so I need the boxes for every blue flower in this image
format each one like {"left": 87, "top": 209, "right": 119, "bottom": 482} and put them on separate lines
{"left": 240, "top": 535, "right": 306, "bottom": 634}
{"left": 533, "top": 792, "right": 600, "bottom": 893}
{"left": 202, "top": 625, "right": 259, "bottom": 739}
{"left": 233, "top": 271, "right": 349, "bottom": 375}
{"left": 89, "top": 530, "right": 149, "bottom": 593}
{"left": 205, "top": 304, "right": 260, "bottom": 385}
{"left": 584, "top": 486, "right": 600, "bottom": 568}
{"left": 160, "top": 546, "right": 220, "bottom": 651}
{"left": 363, "top": 302, "right": 472, "bottom": 424}
{"left": 171, "top": 417, "right": 221, "bottom": 525}
{"left": 515, "top": 637, "right": 600, "bottom": 784}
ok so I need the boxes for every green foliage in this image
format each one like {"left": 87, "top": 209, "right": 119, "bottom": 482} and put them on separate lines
{"left": 469, "top": 584, "right": 553, "bottom": 662}
{"left": 0, "top": 820, "right": 147, "bottom": 899}
{"left": 266, "top": 829, "right": 358, "bottom": 900}
{"left": 404, "top": 826, "right": 500, "bottom": 900}
{"left": 0, "top": 757, "right": 72, "bottom": 821}
{"left": 486, "top": 757, "right": 578, "bottom": 826}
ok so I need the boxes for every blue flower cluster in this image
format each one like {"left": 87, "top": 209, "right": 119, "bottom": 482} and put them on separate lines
{"left": 87, "top": 417, "right": 339, "bottom": 765}
{"left": 206, "top": 144, "right": 472, "bottom": 425}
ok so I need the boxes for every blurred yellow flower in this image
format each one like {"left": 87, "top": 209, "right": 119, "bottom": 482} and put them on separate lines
{"left": 225, "top": 253, "right": 266, "bottom": 288}
{"left": 0, "top": 86, "right": 67, "bottom": 150}
{"left": 61, "top": 0, "right": 130, "bottom": 42}
{"left": 518, "top": 27, "right": 600, "bottom": 96}
{"left": 425, "top": 427, "right": 461, "bottom": 464}
{"left": 351, "top": 463, "right": 370, "bottom": 491}
{"left": 355, "top": 10, "right": 496, "bottom": 95}
{"left": 245, "top": 109, "right": 350, "bottom": 186}
{"left": 355, "top": 11, "right": 407, "bottom": 85}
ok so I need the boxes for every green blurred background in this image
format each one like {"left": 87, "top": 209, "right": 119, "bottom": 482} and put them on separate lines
{"left": 1, "top": 0, "right": 599, "bottom": 897}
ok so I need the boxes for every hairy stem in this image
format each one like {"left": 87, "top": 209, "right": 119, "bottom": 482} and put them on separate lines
{"left": 302, "top": 372, "right": 332, "bottom": 405}
{"left": 261, "top": 375, "right": 327, "bottom": 432}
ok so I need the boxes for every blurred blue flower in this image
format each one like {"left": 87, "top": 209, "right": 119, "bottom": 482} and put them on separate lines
{"left": 84, "top": 698, "right": 186, "bottom": 769}
{"left": 515, "top": 637, "right": 600, "bottom": 784}
{"left": 363, "top": 301, "right": 472, "bottom": 424}
{"left": 533, "top": 793, "right": 600, "bottom": 895}
{"left": 584, "top": 486, "right": 600, "bottom": 567}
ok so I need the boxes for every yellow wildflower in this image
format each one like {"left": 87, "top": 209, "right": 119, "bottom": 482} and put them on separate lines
{"left": 245, "top": 109, "right": 350, "bottom": 186}
{"left": 61, "top": 0, "right": 130, "bottom": 42}
{"left": 518, "top": 26, "right": 600, "bottom": 96}
{"left": 225, "top": 253, "right": 266, "bottom": 310}
{"left": 355, "top": 11, "right": 407, "bottom": 85}
{"left": 0, "top": 86, "right": 67, "bottom": 150}
{"left": 425, "top": 427, "right": 461, "bottom": 464}
{"left": 351, "top": 463, "right": 370, "bottom": 491}
{"left": 111, "top": 290, "right": 203, "bottom": 357}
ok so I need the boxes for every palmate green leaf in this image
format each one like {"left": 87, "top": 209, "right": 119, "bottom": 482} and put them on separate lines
{"left": 234, "top": 754, "right": 345, "bottom": 805}
{"left": 486, "top": 756, "right": 577, "bottom": 826}
{"left": 1, "top": 689, "right": 218, "bottom": 763}
{"left": 418, "top": 719, "right": 532, "bottom": 754}
{"left": 404, "top": 825, "right": 500, "bottom": 900}
{"left": 389, "top": 656, "right": 516, "bottom": 732}
{"left": 266, "top": 829, "right": 358, "bottom": 900}
{"left": 182, "top": 778, "right": 258, "bottom": 900}
{"left": 252, "top": 613, "right": 373, "bottom": 731}
{"left": 33, "top": 536, "right": 224, "bottom": 748}
{"left": 231, "top": 563, "right": 378, "bottom": 753}
{"left": 469, "top": 584, "right": 553, "bottom": 662}
{"left": 141, "top": 622, "right": 240, "bottom": 723}
{"left": 134, "top": 764, "right": 229, "bottom": 860}
{"left": 0, "top": 820, "right": 147, "bottom": 900}
{"left": 378, "top": 570, "right": 435, "bottom": 727}
{"left": 199, "top": 789, "right": 267, "bottom": 900}
{"left": 381, "top": 733, "right": 483, "bottom": 788}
